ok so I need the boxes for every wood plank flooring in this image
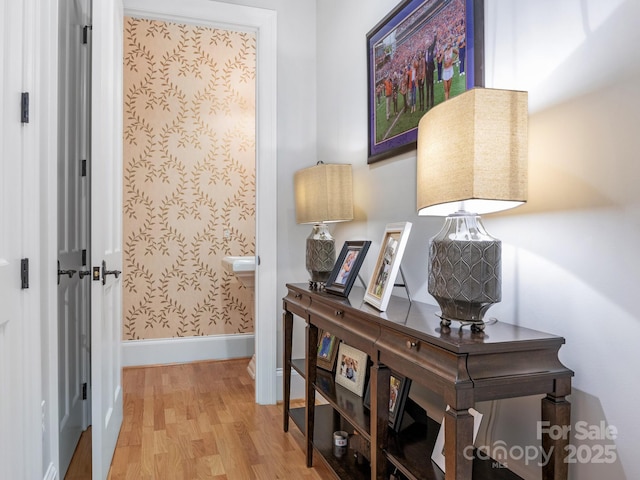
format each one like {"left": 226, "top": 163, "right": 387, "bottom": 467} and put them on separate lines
{"left": 66, "top": 359, "right": 332, "bottom": 479}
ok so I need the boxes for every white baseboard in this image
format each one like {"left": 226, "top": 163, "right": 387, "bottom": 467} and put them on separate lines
{"left": 43, "top": 462, "right": 57, "bottom": 480}
{"left": 122, "top": 334, "right": 254, "bottom": 367}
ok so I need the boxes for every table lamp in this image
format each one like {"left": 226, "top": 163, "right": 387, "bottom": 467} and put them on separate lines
{"left": 294, "top": 162, "right": 353, "bottom": 289}
{"left": 416, "top": 88, "right": 528, "bottom": 331}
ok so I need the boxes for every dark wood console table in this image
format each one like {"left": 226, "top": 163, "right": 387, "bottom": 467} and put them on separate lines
{"left": 282, "top": 283, "right": 573, "bottom": 480}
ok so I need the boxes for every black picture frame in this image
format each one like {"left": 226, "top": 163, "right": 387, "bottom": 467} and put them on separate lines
{"left": 366, "top": 0, "right": 485, "bottom": 163}
{"left": 364, "top": 373, "right": 412, "bottom": 432}
{"left": 325, "top": 240, "right": 371, "bottom": 297}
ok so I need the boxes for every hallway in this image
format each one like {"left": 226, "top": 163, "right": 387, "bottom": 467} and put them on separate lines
{"left": 67, "top": 359, "right": 329, "bottom": 479}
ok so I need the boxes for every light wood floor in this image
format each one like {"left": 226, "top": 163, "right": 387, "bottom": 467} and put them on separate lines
{"left": 65, "top": 359, "right": 332, "bottom": 479}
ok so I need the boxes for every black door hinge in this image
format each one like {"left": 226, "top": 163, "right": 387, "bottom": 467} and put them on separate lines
{"left": 81, "top": 159, "right": 87, "bottom": 177}
{"left": 82, "top": 25, "right": 92, "bottom": 44}
{"left": 82, "top": 383, "right": 87, "bottom": 400}
{"left": 21, "top": 258, "right": 29, "bottom": 289}
{"left": 21, "top": 93, "right": 29, "bottom": 123}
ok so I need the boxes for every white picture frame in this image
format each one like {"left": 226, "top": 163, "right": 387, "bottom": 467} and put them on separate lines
{"left": 363, "top": 222, "right": 412, "bottom": 311}
{"left": 334, "top": 343, "right": 368, "bottom": 397}
{"left": 431, "top": 406, "right": 484, "bottom": 473}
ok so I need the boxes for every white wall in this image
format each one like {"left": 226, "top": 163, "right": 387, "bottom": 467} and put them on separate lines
{"left": 316, "top": 0, "right": 640, "bottom": 479}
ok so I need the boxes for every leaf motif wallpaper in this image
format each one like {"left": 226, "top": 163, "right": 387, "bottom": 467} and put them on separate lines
{"left": 123, "top": 17, "right": 256, "bottom": 340}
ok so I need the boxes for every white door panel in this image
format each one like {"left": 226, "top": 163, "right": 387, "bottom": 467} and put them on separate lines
{"left": 58, "top": 0, "right": 91, "bottom": 476}
{"left": 1, "top": 2, "right": 29, "bottom": 479}
{"left": 91, "top": 0, "right": 124, "bottom": 478}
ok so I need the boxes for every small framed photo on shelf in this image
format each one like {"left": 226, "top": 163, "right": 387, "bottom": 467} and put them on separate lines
{"left": 335, "top": 343, "right": 368, "bottom": 397}
{"left": 325, "top": 240, "right": 371, "bottom": 297}
{"left": 316, "top": 329, "right": 340, "bottom": 372}
{"left": 364, "top": 372, "right": 412, "bottom": 432}
{"left": 315, "top": 368, "right": 336, "bottom": 399}
{"left": 364, "top": 222, "right": 412, "bottom": 311}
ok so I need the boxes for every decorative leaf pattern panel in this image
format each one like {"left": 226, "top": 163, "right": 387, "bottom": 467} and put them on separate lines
{"left": 123, "top": 17, "right": 256, "bottom": 340}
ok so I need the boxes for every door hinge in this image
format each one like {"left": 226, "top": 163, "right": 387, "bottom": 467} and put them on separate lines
{"left": 21, "top": 258, "right": 29, "bottom": 289}
{"left": 82, "top": 383, "right": 87, "bottom": 400}
{"left": 82, "top": 25, "right": 92, "bottom": 45}
{"left": 21, "top": 92, "right": 29, "bottom": 123}
{"left": 82, "top": 249, "right": 87, "bottom": 266}
{"left": 81, "top": 159, "right": 87, "bottom": 177}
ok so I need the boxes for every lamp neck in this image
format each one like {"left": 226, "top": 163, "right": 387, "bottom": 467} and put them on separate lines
{"left": 448, "top": 209, "right": 479, "bottom": 218}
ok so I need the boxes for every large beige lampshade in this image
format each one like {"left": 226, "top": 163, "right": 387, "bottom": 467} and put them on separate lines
{"left": 416, "top": 88, "right": 528, "bottom": 331}
{"left": 294, "top": 163, "right": 353, "bottom": 224}
{"left": 417, "top": 88, "right": 528, "bottom": 216}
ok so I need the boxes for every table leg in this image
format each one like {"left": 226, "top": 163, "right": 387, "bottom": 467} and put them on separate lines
{"left": 283, "top": 310, "right": 293, "bottom": 432}
{"left": 444, "top": 407, "right": 474, "bottom": 480}
{"left": 370, "top": 364, "right": 390, "bottom": 480}
{"left": 305, "top": 323, "right": 318, "bottom": 468}
{"left": 541, "top": 378, "right": 571, "bottom": 480}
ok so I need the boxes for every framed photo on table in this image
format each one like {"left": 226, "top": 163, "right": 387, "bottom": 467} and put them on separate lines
{"left": 364, "top": 222, "right": 412, "bottom": 312}
{"left": 335, "top": 343, "right": 368, "bottom": 397}
{"left": 364, "top": 372, "right": 412, "bottom": 432}
{"left": 366, "top": 0, "right": 485, "bottom": 163}
{"left": 325, "top": 240, "right": 371, "bottom": 297}
{"left": 316, "top": 329, "right": 340, "bottom": 372}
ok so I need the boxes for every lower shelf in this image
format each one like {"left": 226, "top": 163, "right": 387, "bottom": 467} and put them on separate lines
{"left": 289, "top": 405, "right": 524, "bottom": 480}
{"left": 290, "top": 405, "right": 371, "bottom": 480}
{"left": 385, "top": 415, "right": 524, "bottom": 480}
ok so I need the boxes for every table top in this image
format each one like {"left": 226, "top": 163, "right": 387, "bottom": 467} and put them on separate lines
{"left": 286, "top": 283, "right": 567, "bottom": 355}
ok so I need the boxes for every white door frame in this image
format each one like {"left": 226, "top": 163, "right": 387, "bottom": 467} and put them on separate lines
{"left": 123, "top": 0, "right": 278, "bottom": 404}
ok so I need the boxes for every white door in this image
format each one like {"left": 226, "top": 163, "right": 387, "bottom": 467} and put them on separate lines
{"left": 91, "top": 0, "right": 124, "bottom": 478}
{"left": 0, "top": 3, "right": 28, "bottom": 479}
{"left": 58, "top": 0, "right": 92, "bottom": 477}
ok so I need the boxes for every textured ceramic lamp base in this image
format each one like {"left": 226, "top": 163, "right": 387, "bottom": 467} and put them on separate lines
{"left": 306, "top": 224, "right": 336, "bottom": 289}
{"left": 428, "top": 213, "right": 501, "bottom": 331}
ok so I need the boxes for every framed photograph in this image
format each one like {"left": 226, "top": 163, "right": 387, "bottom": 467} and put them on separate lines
{"left": 316, "top": 329, "right": 340, "bottom": 372}
{"left": 366, "top": 0, "right": 485, "bottom": 163}
{"left": 335, "top": 343, "right": 368, "bottom": 397}
{"left": 431, "top": 406, "right": 483, "bottom": 473}
{"left": 364, "top": 373, "right": 412, "bottom": 432}
{"left": 325, "top": 240, "right": 371, "bottom": 297}
{"left": 315, "top": 368, "right": 336, "bottom": 399}
{"left": 364, "top": 222, "right": 412, "bottom": 312}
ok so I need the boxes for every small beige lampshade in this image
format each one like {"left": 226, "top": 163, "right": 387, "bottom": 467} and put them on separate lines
{"left": 416, "top": 88, "right": 528, "bottom": 216}
{"left": 294, "top": 163, "right": 354, "bottom": 224}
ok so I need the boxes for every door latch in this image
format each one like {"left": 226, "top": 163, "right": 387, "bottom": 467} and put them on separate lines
{"left": 101, "top": 260, "right": 122, "bottom": 285}
{"left": 57, "top": 260, "right": 77, "bottom": 285}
